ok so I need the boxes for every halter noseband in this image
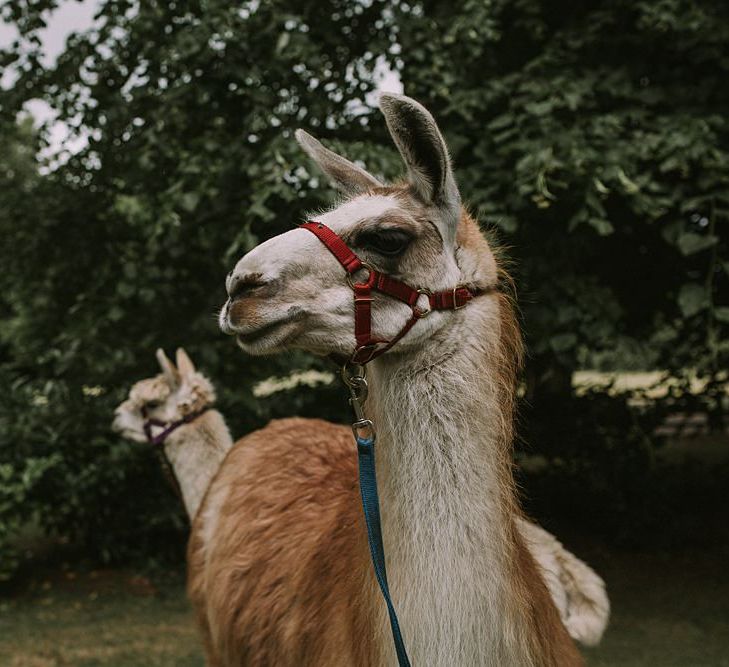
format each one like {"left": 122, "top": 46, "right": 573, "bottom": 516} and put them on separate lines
{"left": 141, "top": 405, "right": 210, "bottom": 446}
{"left": 300, "top": 221, "right": 487, "bottom": 364}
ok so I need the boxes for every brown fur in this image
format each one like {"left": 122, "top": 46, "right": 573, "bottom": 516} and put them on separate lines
{"left": 188, "top": 418, "right": 378, "bottom": 667}
{"left": 228, "top": 299, "right": 263, "bottom": 330}
{"left": 487, "top": 227, "right": 583, "bottom": 665}
{"left": 460, "top": 212, "right": 583, "bottom": 665}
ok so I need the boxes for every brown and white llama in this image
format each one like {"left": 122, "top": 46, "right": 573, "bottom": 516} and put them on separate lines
{"left": 196, "top": 93, "right": 602, "bottom": 665}
{"left": 114, "top": 349, "right": 608, "bottom": 648}
{"left": 112, "top": 348, "right": 233, "bottom": 519}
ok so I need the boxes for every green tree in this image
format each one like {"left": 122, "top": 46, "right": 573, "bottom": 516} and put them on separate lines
{"left": 0, "top": 0, "right": 727, "bottom": 572}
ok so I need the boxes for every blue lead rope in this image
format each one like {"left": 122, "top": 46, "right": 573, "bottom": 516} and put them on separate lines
{"left": 356, "top": 435, "right": 412, "bottom": 667}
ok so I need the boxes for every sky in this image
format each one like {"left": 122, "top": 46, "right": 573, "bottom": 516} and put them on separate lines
{"left": 0, "top": 0, "right": 100, "bottom": 159}
{"left": 0, "top": 0, "right": 99, "bottom": 68}
{"left": 0, "top": 0, "right": 401, "bottom": 162}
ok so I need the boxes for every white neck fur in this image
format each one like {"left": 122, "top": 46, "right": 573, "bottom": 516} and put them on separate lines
{"left": 367, "top": 297, "right": 536, "bottom": 666}
{"left": 162, "top": 410, "right": 233, "bottom": 519}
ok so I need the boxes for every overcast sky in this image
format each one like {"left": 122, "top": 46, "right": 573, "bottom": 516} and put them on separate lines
{"left": 0, "top": 0, "right": 99, "bottom": 67}
{"left": 0, "top": 0, "right": 100, "bottom": 160}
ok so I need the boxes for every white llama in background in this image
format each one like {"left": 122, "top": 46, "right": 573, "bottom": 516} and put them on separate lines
{"left": 112, "top": 348, "right": 232, "bottom": 518}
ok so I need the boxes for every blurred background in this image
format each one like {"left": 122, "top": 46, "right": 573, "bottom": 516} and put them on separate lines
{"left": 0, "top": 1, "right": 727, "bottom": 665}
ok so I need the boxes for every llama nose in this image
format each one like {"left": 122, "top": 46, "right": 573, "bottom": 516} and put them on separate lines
{"left": 227, "top": 272, "right": 267, "bottom": 300}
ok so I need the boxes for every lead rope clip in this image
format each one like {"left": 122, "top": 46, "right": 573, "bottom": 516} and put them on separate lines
{"left": 341, "top": 363, "right": 375, "bottom": 441}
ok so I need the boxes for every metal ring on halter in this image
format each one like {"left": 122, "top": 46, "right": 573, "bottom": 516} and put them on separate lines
{"left": 341, "top": 362, "right": 367, "bottom": 387}
{"left": 350, "top": 343, "right": 385, "bottom": 366}
{"left": 347, "top": 262, "right": 375, "bottom": 289}
{"left": 415, "top": 287, "right": 433, "bottom": 318}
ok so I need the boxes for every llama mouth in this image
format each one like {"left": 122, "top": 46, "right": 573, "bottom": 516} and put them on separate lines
{"left": 235, "top": 317, "right": 294, "bottom": 346}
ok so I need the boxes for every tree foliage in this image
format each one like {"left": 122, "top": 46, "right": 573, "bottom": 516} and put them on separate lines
{"left": 391, "top": 0, "right": 729, "bottom": 379}
{"left": 0, "top": 0, "right": 727, "bottom": 574}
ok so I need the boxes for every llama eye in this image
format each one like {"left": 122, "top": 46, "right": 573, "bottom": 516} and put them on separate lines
{"left": 360, "top": 230, "right": 412, "bottom": 256}
{"left": 146, "top": 400, "right": 161, "bottom": 409}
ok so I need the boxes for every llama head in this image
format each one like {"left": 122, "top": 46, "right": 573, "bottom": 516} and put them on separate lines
{"left": 112, "top": 348, "right": 216, "bottom": 443}
{"left": 220, "top": 93, "right": 498, "bottom": 358}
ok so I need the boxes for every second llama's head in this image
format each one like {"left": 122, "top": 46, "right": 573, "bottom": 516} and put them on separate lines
{"left": 112, "top": 348, "right": 215, "bottom": 444}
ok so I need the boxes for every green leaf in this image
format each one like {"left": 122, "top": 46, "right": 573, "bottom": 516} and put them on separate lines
{"left": 180, "top": 192, "right": 200, "bottom": 213}
{"left": 617, "top": 167, "right": 640, "bottom": 194}
{"left": 276, "top": 32, "right": 290, "bottom": 54}
{"left": 714, "top": 307, "right": 729, "bottom": 323}
{"left": 587, "top": 218, "right": 615, "bottom": 236}
{"left": 676, "top": 232, "right": 718, "bottom": 256}
{"left": 593, "top": 177, "right": 610, "bottom": 195}
{"left": 525, "top": 100, "right": 554, "bottom": 116}
{"left": 486, "top": 114, "right": 513, "bottom": 131}
{"left": 549, "top": 333, "right": 578, "bottom": 353}
{"left": 677, "top": 283, "right": 709, "bottom": 318}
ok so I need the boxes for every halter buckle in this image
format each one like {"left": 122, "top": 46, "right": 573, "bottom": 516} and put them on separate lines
{"left": 452, "top": 285, "right": 468, "bottom": 310}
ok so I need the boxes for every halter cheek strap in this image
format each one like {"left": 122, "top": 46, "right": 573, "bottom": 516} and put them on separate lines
{"left": 141, "top": 406, "right": 210, "bottom": 447}
{"left": 300, "top": 221, "right": 483, "bottom": 364}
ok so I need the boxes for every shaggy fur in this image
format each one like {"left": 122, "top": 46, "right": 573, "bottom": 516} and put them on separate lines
{"left": 360, "top": 213, "right": 582, "bottom": 666}
{"left": 116, "top": 353, "right": 606, "bottom": 659}
{"left": 188, "top": 418, "right": 377, "bottom": 667}
{"left": 191, "top": 215, "right": 584, "bottom": 666}
{"left": 519, "top": 520, "right": 610, "bottom": 647}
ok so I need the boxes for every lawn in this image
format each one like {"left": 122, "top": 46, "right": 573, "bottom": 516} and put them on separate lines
{"left": 1, "top": 544, "right": 727, "bottom": 666}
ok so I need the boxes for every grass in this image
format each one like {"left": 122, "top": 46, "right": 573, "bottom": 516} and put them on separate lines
{"left": 0, "top": 567, "right": 202, "bottom": 667}
{"left": 1, "top": 545, "right": 728, "bottom": 666}
{"left": 581, "top": 545, "right": 729, "bottom": 667}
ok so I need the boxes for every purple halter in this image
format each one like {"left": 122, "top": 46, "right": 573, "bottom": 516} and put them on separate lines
{"left": 141, "top": 405, "right": 210, "bottom": 446}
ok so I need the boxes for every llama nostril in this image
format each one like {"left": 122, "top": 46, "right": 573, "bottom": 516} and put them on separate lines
{"left": 228, "top": 272, "right": 267, "bottom": 300}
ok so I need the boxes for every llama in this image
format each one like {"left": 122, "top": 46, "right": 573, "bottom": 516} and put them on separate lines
{"left": 115, "top": 349, "right": 608, "bottom": 647}
{"left": 112, "top": 348, "right": 233, "bottom": 519}
{"left": 200, "top": 92, "right": 601, "bottom": 665}
{"left": 518, "top": 519, "right": 608, "bottom": 647}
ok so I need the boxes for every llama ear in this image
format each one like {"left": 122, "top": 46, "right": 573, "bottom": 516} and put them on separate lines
{"left": 379, "top": 93, "right": 460, "bottom": 237}
{"left": 175, "top": 347, "right": 196, "bottom": 377}
{"left": 295, "top": 129, "right": 383, "bottom": 196}
{"left": 156, "top": 348, "right": 180, "bottom": 386}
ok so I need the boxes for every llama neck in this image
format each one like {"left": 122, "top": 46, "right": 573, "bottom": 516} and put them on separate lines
{"left": 162, "top": 410, "right": 233, "bottom": 519}
{"left": 366, "top": 298, "right": 536, "bottom": 666}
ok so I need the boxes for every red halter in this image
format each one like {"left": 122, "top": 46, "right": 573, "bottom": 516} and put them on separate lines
{"left": 300, "top": 221, "right": 485, "bottom": 364}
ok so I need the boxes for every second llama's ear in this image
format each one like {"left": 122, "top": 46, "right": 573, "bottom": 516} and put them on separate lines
{"left": 156, "top": 348, "right": 180, "bottom": 387}
{"left": 295, "top": 129, "right": 383, "bottom": 196}
{"left": 175, "top": 347, "right": 196, "bottom": 377}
